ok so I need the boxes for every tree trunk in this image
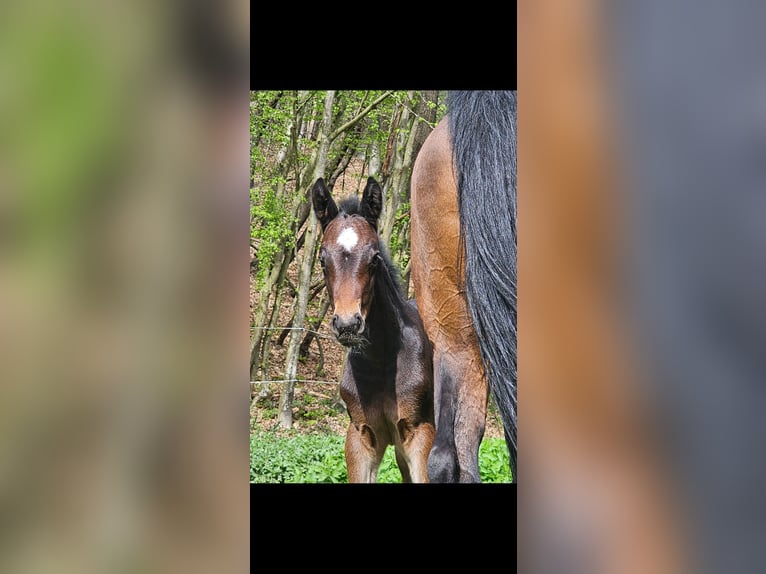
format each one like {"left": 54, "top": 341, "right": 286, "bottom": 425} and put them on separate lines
{"left": 250, "top": 258, "right": 279, "bottom": 379}
{"left": 256, "top": 246, "right": 292, "bottom": 380}
{"left": 299, "top": 294, "right": 331, "bottom": 361}
{"left": 380, "top": 91, "right": 439, "bottom": 286}
{"left": 412, "top": 91, "right": 439, "bottom": 161}
{"left": 379, "top": 92, "right": 420, "bottom": 253}
{"left": 279, "top": 91, "right": 336, "bottom": 429}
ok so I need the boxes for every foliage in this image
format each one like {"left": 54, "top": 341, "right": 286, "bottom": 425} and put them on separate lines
{"left": 250, "top": 186, "right": 294, "bottom": 289}
{"left": 250, "top": 431, "right": 348, "bottom": 484}
{"left": 479, "top": 437, "right": 514, "bottom": 482}
{"left": 387, "top": 201, "right": 411, "bottom": 276}
{"left": 250, "top": 431, "right": 512, "bottom": 483}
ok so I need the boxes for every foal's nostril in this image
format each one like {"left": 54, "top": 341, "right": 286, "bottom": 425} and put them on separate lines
{"left": 332, "top": 313, "right": 363, "bottom": 338}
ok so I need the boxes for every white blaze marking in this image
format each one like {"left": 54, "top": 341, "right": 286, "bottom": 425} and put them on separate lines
{"left": 336, "top": 227, "right": 359, "bottom": 251}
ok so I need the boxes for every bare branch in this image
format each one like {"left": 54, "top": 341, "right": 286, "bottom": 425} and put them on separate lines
{"left": 329, "top": 91, "right": 395, "bottom": 143}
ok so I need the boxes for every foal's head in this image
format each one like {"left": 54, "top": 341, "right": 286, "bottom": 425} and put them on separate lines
{"left": 311, "top": 177, "right": 384, "bottom": 347}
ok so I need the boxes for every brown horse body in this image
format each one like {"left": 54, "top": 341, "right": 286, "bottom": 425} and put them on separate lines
{"left": 312, "top": 177, "right": 435, "bottom": 483}
{"left": 410, "top": 91, "right": 518, "bottom": 483}
{"left": 410, "top": 120, "right": 489, "bottom": 482}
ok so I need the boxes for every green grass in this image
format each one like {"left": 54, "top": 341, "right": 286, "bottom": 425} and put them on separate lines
{"left": 250, "top": 431, "right": 512, "bottom": 483}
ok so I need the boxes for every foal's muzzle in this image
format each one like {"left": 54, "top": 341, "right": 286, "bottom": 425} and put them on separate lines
{"left": 332, "top": 312, "right": 365, "bottom": 345}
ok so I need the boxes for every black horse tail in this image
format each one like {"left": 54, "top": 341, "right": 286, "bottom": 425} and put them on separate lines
{"left": 448, "top": 91, "right": 517, "bottom": 482}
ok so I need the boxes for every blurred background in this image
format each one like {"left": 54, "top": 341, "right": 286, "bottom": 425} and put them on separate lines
{"left": 520, "top": 0, "right": 766, "bottom": 572}
{"left": 0, "top": 0, "right": 249, "bottom": 572}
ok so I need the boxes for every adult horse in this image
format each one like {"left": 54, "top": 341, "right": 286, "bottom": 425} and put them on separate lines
{"left": 410, "top": 91, "right": 517, "bottom": 483}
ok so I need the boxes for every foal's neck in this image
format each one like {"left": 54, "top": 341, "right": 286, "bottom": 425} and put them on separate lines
{"left": 353, "top": 265, "right": 409, "bottom": 359}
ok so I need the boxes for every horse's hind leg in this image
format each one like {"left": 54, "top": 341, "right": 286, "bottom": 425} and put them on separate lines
{"left": 429, "top": 348, "right": 487, "bottom": 483}
{"left": 396, "top": 419, "right": 435, "bottom": 483}
{"left": 453, "top": 349, "right": 487, "bottom": 483}
{"left": 345, "top": 422, "right": 385, "bottom": 483}
{"left": 427, "top": 352, "right": 461, "bottom": 482}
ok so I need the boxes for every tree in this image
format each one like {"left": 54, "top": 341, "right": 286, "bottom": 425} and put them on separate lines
{"left": 278, "top": 90, "right": 334, "bottom": 428}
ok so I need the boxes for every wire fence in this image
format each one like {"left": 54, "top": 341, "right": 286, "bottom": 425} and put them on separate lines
{"left": 250, "top": 325, "right": 341, "bottom": 387}
{"left": 250, "top": 379, "right": 339, "bottom": 386}
{"left": 250, "top": 325, "right": 335, "bottom": 340}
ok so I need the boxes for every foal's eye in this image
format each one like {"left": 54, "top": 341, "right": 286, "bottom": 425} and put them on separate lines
{"left": 319, "top": 254, "right": 326, "bottom": 269}
{"left": 369, "top": 252, "right": 381, "bottom": 269}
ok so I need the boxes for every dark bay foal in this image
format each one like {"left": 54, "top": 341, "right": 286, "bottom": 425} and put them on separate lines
{"left": 311, "top": 177, "right": 435, "bottom": 483}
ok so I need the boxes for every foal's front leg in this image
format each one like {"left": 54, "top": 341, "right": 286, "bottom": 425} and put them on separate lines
{"left": 345, "top": 422, "right": 385, "bottom": 483}
{"left": 397, "top": 419, "right": 436, "bottom": 483}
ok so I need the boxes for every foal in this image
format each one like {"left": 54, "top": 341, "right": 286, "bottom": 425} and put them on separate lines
{"left": 311, "top": 177, "right": 435, "bottom": 483}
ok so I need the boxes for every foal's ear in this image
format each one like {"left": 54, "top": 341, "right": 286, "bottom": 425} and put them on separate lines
{"left": 311, "top": 178, "right": 338, "bottom": 231}
{"left": 360, "top": 177, "right": 383, "bottom": 229}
